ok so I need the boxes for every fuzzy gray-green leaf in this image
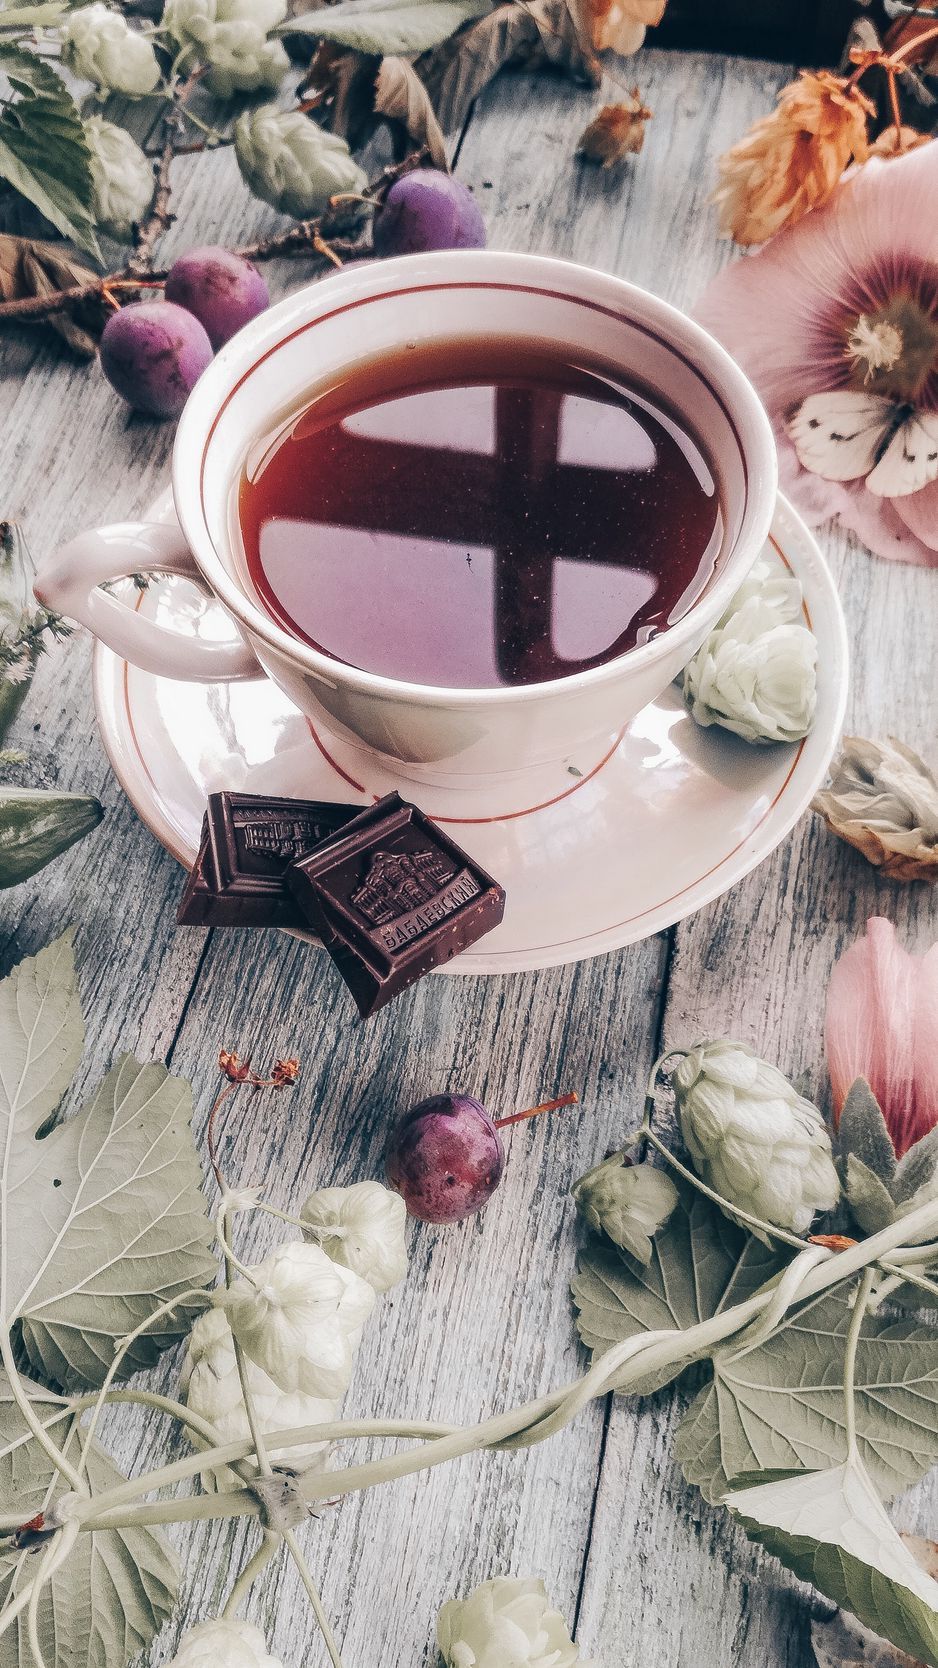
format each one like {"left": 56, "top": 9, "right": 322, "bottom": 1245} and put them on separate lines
{"left": 839, "top": 1078, "right": 897, "bottom": 1187}
{"left": 895, "top": 1126, "right": 938, "bottom": 1205}
{"left": 287, "top": 0, "right": 490, "bottom": 56}
{"left": 846, "top": 1153, "right": 897, "bottom": 1234}
{"left": 0, "top": 936, "right": 215, "bottom": 1389}
{"left": 676, "top": 1280, "right": 938, "bottom": 1506}
{"left": 0, "top": 1372, "right": 177, "bottom": 1668}
{"left": 0, "top": 48, "right": 99, "bottom": 257}
{"left": 572, "top": 1187, "right": 784, "bottom": 1393}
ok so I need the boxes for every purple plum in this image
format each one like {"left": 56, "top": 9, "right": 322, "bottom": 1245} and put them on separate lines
{"left": 385, "top": 1094, "right": 505, "bottom": 1224}
{"left": 100, "top": 301, "right": 213, "bottom": 418}
{"left": 164, "top": 245, "right": 270, "bottom": 349}
{"left": 373, "top": 172, "right": 487, "bottom": 257}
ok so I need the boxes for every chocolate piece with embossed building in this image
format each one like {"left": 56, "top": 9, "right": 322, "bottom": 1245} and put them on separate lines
{"left": 177, "top": 791, "right": 361, "bottom": 927}
{"left": 286, "top": 793, "right": 506, "bottom": 1017}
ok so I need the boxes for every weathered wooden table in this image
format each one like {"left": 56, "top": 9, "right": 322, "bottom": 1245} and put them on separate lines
{"left": 3, "top": 40, "right": 936, "bottom": 1668}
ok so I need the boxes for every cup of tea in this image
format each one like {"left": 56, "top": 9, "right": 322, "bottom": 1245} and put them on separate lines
{"left": 37, "top": 251, "right": 777, "bottom": 786}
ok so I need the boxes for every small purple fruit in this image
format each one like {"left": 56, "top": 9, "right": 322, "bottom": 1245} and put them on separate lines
{"left": 164, "top": 245, "right": 270, "bottom": 349}
{"left": 100, "top": 301, "right": 213, "bottom": 418}
{"left": 373, "top": 171, "right": 487, "bottom": 257}
{"left": 385, "top": 1094, "right": 505, "bottom": 1224}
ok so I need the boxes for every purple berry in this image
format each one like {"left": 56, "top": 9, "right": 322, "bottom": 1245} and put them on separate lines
{"left": 164, "top": 245, "right": 269, "bottom": 349}
{"left": 385, "top": 1094, "right": 505, "bottom": 1224}
{"left": 100, "top": 301, "right": 213, "bottom": 418}
{"left": 373, "top": 172, "right": 486, "bottom": 258}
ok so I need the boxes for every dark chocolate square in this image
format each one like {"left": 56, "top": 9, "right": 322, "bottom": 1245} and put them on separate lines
{"left": 177, "top": 792, "right": 361, "bottom": 927}
{"left": 286, "top": 792, "right": 506, "bottom": 1017}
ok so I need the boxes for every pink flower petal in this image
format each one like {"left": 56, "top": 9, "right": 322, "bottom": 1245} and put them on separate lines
{"left": 912, "top": 944, "right": 938, "bottom": 1151}
{"left": 893, "top": 477, "right": 938, "bottom": 554}
{"left": 837, "top": 484, "right": 938, "bottom": 567}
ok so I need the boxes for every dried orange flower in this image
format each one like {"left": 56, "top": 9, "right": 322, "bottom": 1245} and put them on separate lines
{"left": 808, "top": 1233, "right": 858, "bottom": 1253}
{"left": 713, "top": 71, "right": 874, "bottom": 246}
{"left": 272, "top": 1056, "right": 301, "bottom": 1087}
{"left": 870, "top": 124, "right": 932, "bottom": 157}
{"left": 587, "top": 0, "right": 664, "bottom": 58}
{"left": 577, "top": 92, "right": 652, "bottom": 166}
{"left": 218, "top": 1049, "right": 251, "bottom": 1082}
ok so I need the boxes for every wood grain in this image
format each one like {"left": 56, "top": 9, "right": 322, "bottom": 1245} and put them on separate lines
{"left": 3, "top": 38, "right": 936, "bottom": 1668}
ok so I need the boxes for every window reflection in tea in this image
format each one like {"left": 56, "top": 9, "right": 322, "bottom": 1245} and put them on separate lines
{"left": 239, "top": 339, "right": 722, "bottom": 689}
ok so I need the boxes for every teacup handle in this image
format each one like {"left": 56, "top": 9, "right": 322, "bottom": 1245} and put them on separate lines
{"left": 34, "top": 518, "right": 261, "bottom": 682}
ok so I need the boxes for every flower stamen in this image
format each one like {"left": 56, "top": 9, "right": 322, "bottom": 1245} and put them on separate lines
{"left": 846, "top": 314, "right": 905, "bottom": 382}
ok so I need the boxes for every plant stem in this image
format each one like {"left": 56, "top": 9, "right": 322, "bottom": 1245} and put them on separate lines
{"left": 0, "top": 1521, "right": 79, "bottom": 1645}
{"left": 877, "top": 1259, "right": 938, "bottom": 1304}
{"left": 284, "top": 1531, "right": 345, "bottom": 1668}
{"left": 26, "top": 1551, "right": 49, "bottom": 1668}
{"left": 0, "top": 1329, "right": 86, "bottom": 1494}
{"left": 222, "top": 1531, "right": 279, "bottom": 1618}
{"left": 495, "top": 1092, "right": 579, "bottom": 1130}
{"left": 76, "top": 1285, "right": 213, "bottom": 1479}
{"left": 843, "top": 1267, "right": 876, "bottom": 1458}
{"left": 218, "top": 1205, "right": 273, "bottom": 1478}
{"left": 641, "top": 1126, "right": 807, "bottom": 1252}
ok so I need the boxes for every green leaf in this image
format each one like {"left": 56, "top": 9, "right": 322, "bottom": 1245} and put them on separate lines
{"left": 726, "top": 1457, "right": 938, "bottom": 1667}
{"left": 895, "top": 1126, "right": 938, "bottom": 1205}
{"left": 0, "top": 47, "right": 99, "bottom": 257}
{"left": 812, "top": 1605, "right": 922, "bottom": 1668}
{"left": 0, "top": 1372, "right": 177, "bottom": 1668}
{"left": 571, "top": 1187, "right": 785, "bottom": 1393}
{"left": 846, "top": 1154, "right": 897, "bottom": 1235}
{"left": 839, "top": 1079, "right": 897, "bottom": 1187}
{"left": 0, "top": 788, "right": 103, "bottom": 888}
{"left": 676, "top": 1280, "right": 938, "bottom": 1506}
{"left": 287, "top": 0, "right": 490, "bottom": 57}
{"left": 0, "top": 934, "right": 216, "bottom": 1389}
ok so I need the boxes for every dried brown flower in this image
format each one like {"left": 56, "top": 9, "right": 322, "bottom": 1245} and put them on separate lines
{"left": 577, "top": 92, "right": 651, "bottom": 166}
{"left": 870, "top": 124, "right": 932, "bottom": 158}
{"left": 271, "top": 1056, "right": 301, "bottom": 1087}
{"left": 586, "top": 0, "right": 665, "bottom": 58}
{"left": 218, "top": 1049, "right": 252, "bottom": 1082}
{"left": 808, "top": 1233, "right": 858, "bottom": 1252}
{"left": 812, "top": 735, "right": 938, "bottom": 883}
{"left": 713, "top": 71, "right": 874, "bottom": 246}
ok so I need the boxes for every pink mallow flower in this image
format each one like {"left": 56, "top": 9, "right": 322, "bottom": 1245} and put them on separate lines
{"left": 826, "top": 916, "right": 938, "bottom": 1156}
{"left": 695, "top": 142, "right": 938, "bottom": 566}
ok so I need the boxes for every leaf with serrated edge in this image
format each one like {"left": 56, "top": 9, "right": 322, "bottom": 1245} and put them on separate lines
{"left": 727, "top": 1458, "right": 938, "bottom": 1667}
{"left": 676, "top": 1281, "right": 938, "bottom": 1506}
{"left": 288, "top": 0, "right": 490, "bottom": 57}
{"left": 0, "top": 48, "right": 99, "bottom": 257}
{"left": 571, "top": 1188, "right": 785, "bottom": 1393}
{"left": 812, "top": 1607, "right": 921, "bottom": 1668}
{"left": 0, "top": 936, "right": 215, "bottom": 1389}
{"left": 0, "top": 1372, "right": 177, "bottom": 1668}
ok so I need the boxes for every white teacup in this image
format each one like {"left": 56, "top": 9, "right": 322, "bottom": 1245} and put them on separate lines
{"left": 37, "top": 250, "right": 777, "bottom": 787}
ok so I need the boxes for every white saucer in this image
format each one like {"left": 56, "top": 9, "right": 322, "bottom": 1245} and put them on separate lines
{"left": 92, "top": 492, "right": 847, "bottom": 974}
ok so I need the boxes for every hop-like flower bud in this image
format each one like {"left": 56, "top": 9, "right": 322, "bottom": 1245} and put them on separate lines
{"left": 62, "top": 4, "right": 160, "bottom": 95}
{"left": 572, "top": 1157, "right": 678, "bottom": 1265}
{"left": 683, "top": 595, "right": 817, "bottom": 746}
{"left": 438, "top": 1577, "right": 594, "bottom": 1668}
{"left": 673, "top": 1040, "right": 840, "bottom": 1233}
{"left": 84, "top": 116, "right": 154, "bottom": 241}
{"left": 181, "top": 1307, "right": 335, "bottom": 1491}
{"left": 301, "top": 1180, "right": 408, "bottom": 1294}
{"left": 234, "top": 107, "right": 367, "bottom": 219}
{"left": 220, "top": 1239, "right": 375, "bottom": 1399}
{"left": 167, "top": 1617, "right": 284, "bottom": 1668}
{"left": 161, "top": 0, "right": 289, "bottom": 96}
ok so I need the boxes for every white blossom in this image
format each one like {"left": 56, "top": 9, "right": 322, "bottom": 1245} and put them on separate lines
{"left": 161, "top": 0, "right": 289, "bottom": 96}
{"left": 301, "top": 1181, "right": 408, "bottom": 1294}
{"left": 167, "top": 1617, "right": 284, "bottom": 1668}
{"left": 673, "top": 1039, "right": 840, "bottom": 1233}
{"left": 683, "top": 561, "right": 818, "bottom": 745}
{"left": 84, "top": 117, "right": 154, "bottom": 241}
{"left": 62, "top": 5, "right": 160, "bottom": 95}
{"left": 180, "top": 1307, "right": 335, "bottom": 1490}
{"left": 438, "top": 1577, "right": 594, "bottom": 1668}
{"left": 234, "top": 107, "right": 367, "bottom": 219}
{"left": 219, "top": 1239, "right": 375, "bottom": 1399}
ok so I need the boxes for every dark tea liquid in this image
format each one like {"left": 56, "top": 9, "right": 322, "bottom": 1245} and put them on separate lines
{"left": 239, "top": 339, "right": 722, "bottom": 689}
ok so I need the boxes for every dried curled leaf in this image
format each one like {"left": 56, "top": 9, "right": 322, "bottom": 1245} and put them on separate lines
{"left": 303, "top": 42, "right": 382, "bottom": 145}
{"left": 375, "top": 55, "right": 447, "bottom": 167}
{"left": 0, "top": 232, "right": 100, "bottom": 354}
{"left": 586, "top": 0, "right": 664, "bottom": 56}
{"left": 417, "top": 0, "right": 598, "bottom": 135}
{"left": 812, "top": 735, "right": 938, "bottom": 883}
{"left": 577, "top": 90, "right": 651, "bottom": 165}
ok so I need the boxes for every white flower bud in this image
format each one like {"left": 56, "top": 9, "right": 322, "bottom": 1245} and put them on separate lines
{"left": 714, "top": 557, "right": 804, "bottom": 628}
{"left": 438, "top": 1577, "right": 594, "bottom": 1668}
{"left": 84, "top": 116, "right": 154, "bottom": 241}
{"left": 683, "top": 597, "right": 817, "bottom": 746}
{"left": 181, "top": 1307, "right": 335, "bottom": 1490}
{"left": 235, "top": 107, "right": 367, "bottom": 219}
{"left": 62, "top": 4, "right": 160, "bottom": 95}
{"left": 161, "top": 0, "right": 288, "bottom": 95}
{"left": 673, "top": 1040, "right": 840, "bottom": 1234}
{"left": 220, "top": 1239, "right": 375, "bottom": 1399}
{"left": 301, "top": 1181, "right": 408, "bottom": 1294}
{"left": 167, "top": 1618, "right": 284, "bottom": 1668}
